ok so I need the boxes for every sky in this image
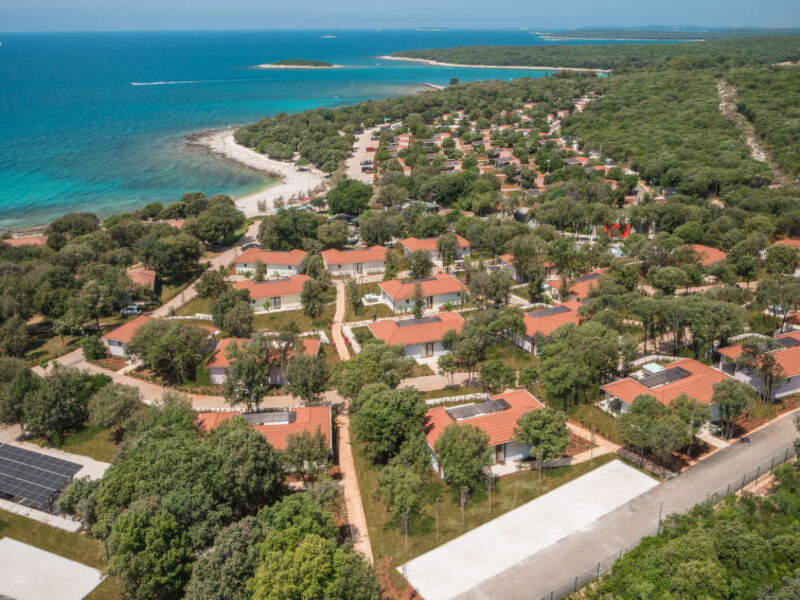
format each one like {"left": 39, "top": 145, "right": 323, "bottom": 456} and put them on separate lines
{"left": 1, "top": 0, "right": 798, "bottom": 32}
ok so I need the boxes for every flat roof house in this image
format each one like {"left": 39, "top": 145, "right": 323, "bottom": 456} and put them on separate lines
{"left": 718, "top": 331, "right": 800, "bottom": 400}
{"left": 231, "top": 248, "right": 307, "bottom": 278}
{"left": 424, "top": 390, "right": 545, "bottom": 474}
{"left": 517, "top": 301, "right": 582, "bottom": 355}
{"left": 399, "top": 235, "right": 471, "bottom": 263}
{"left": 600, "top": 358, "right": 733, "bottom": 418}
{"left": 378, "top": 274, "right": 466, "bottom": 314}
{"left": 207, "top": 336, "right": 322, "bottom": 385}
{"left": 368, "top": 312, "right": 464, "bottom": 361}
{"left": 101, "top": 315, "right": 152, "bottom": 358}
{"left": 233, "top": 275, "right": 310, "bottom": 311}
{"left": 197, "top": 405, "right": 333, "bottom": 454}
{"left": 321, "top": 246, "right": 385, "bottom": 277}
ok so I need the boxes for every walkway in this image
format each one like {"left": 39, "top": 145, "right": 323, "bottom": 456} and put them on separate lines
{"left": 331, "top": 280, "right": 351, "bottom": 360}
{"left": 457, "top": 407, "right": 800, "bottom": 599}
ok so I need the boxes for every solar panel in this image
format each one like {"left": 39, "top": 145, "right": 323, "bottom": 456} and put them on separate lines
{"left": 244, "top": 411, "right": 296, "bottom": 426}
{"left": 446, "top": 399, "right": 510, "bottom": 421}
{"left": 778, "top": 336, "right": 800, "bottom": 349}
{"left": 396, "top": 316, "right": 442, "bottom": 327}
{"left": 0, "top": 443, "right": 81, "bottom": 511}
{"left": 639, "top": 366, "right": 691, "bottom": 388}
{"left": 573, "top": 272, "right": 602, "bottom": 284}
{"left": 527, "top": 305, "right": 571, "bottom": 319}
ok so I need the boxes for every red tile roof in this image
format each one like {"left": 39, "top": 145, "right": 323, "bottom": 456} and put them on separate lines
{"left": 207, "top": 336, "right": 321, "bottom": 369}
{"left": 321, "top": 246, "right": 385, "bottom": 266}
{"left": 379, "top": 273, "right": 465, "bottom": 301}
{"left": 524, "top": 300, "right": 582, "bottom": 338}
{"left": 233, "top": 275, "right": 309, "bottom": 299}
{"left": 424, "top": 390, "right": 544, "bottom": 448}
{"left": 126, "top": 268, "right": 156, "bottom": 290}
{"left": 719, "top": 331, "right": 800, "bottom": 377}
{"left": 691, "top": 244, "right": 727, "bottom": 266}
{"left": 368, "top": 312, "right": 464, "bottom": 346}
{"left": 400, "top": 235, "right": 470, "bottom": 254}
{"left": 232, "top": 248, "right": 307, "bottom": 266}
{"left": 546, "top": 269, "right": 606, "bottom": 300}
{"left": 196, "top": 405, "right": 332, "bottom": 451}
{"left": 102, "top": 315, "right": 153, "bottom": 344}
{"left": 600, "top": 358, "right": 733, "bottom": 407}
{"left": 776, "top": 239, "right": 800, "bottom": 250}
{"left": 3, "top": 236, "right": 48, "bottom": 247}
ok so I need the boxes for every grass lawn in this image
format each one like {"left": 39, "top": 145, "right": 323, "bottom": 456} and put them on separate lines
{"left": 346, "top": 283, "right": 394, "bottom": 322}
{"left": 31, "top": 423, "right": 118, "bottom": 463}
{"left": 420, "top": 385, "right": 483, "bottom": 401}
{"left": 157, "top": 268, "right": 204, "bottom": 304}
{"left": 0, "top": 509, "right": 122, "bottom": 600}
{"left": 353, "top": 443, "right": 616, "bottom": 571}
{"left": 480, "top": 340, "right": 536, "bottom": 371}
{"left": 24, "top": 332, "right": 79, "bottom": 365}
{"left": 567, "top": 403, "right": 621, "bottom": 445}
{"left": 253, "top": 305, "right": 335, "bottom": 333}
{"left": 748, "top": 309, "right": 781, "bottom": 336}
{"left": 174, "top": 295, "right": 214, "bottom": 317}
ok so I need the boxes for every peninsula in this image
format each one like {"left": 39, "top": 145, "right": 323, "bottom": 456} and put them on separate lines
{"left": 256, "top": 59, "right": 338, "bottom": 68}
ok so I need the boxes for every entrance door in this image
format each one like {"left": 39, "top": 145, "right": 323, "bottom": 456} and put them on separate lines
{"left": 426, "top": 295, "right": 433, "bottom": 308}
{"left": 495, "top": 444, "right": 506, "bottom": 464}
{"left": 271, "top": 296, "right": 281, "bottom": 309}
{"left": 356, "top": 263, "right": 363, "bottom": 274}
{"left": 424, "top": 342, "right": 435, "bottom": 357}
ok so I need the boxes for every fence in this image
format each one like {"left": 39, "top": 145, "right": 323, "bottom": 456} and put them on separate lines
{"left": 537, "top": 444, "right": 798, "bottom": 600}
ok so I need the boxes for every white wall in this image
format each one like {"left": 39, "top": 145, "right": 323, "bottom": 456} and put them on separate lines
{"left": 249, "top": 292, "right": 302, "bottom": 311}
{"left": 403, "top": 341, "right": 448, "bottom": 359}
{"left": 383, "top": 290, "right": 463, "bottom": 314}
{"left": 234, "top": 263, "right": 302, "bottom": 278}
{"left": 104, "top": 339, "right": 127, "bottom": 358}
{"left": 209, "top": 366, "right": 227, "bottom": 385}
{"left": 326, "top": 260, "right": 385, "bottom": 277}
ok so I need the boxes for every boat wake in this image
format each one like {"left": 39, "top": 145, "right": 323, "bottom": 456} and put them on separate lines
{"left": 131, "top": 78, "right": 249, "bottom": 86}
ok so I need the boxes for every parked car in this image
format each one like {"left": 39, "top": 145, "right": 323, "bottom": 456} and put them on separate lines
{"left": 366, "top": 146, "right": 376, "bottom": 152}
{"left": 241, "top": 242, "right": 261, "bottom": 250}
{"left": 121, "top": 305, "right": 142, "bottom": 316}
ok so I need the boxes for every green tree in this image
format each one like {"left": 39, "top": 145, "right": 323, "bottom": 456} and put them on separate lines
{"left": 514, "top": 407, "right": 570, "bottom": 489}
{"left": 434, "top": 423, "right": 491, "bottom": 518}
{"left": 0, "top": 314, "right": 30, "bottom": 356}
{"left": 301, "top": 277, "right": 332, "bottom": 322}
{"left": 284, "top": 428, "right": 331, "bottom": 487}
{"left": 0, "top": 359, "right": 37, "bottom": 431}
{"left": 258, "top": 208, "right": 319, "bottom": 250}
{"left": 184, "top": 203, "right": 245, "bottom": 247}
{"left": 253, "top": 259, "right": 266, "bottom": 282}
{"left": 316, "top": 220, "right": 349, "bottom": 250}
{"left": 347, "top": 278, "right": 361, "bottom": 315}
{"left": 222, "top": 335, "right": 275, "bottom": 411}
{"left": 712, "top": 379, "right": 755, "bottom": 439}
{"left": 326, "top": 178, "right": 373, "bottom": 215}
{"left": 437, "top": 232, "right": 458, "bottom": 271}
{"left": 196, "top": 269, "right": 228, "bottom": 299}
{"left": 351, "top": 386, "right": 427, "bottom": 463}
{"left": 487, "top": 268, "right": 514, "bottom": 306}
{"left": 88, "top": 383, "right": 140, "bottom": 439}
{"left": 737, "top": 341, "right": 789, "bottom": 402}
{"left": 765, "top": 244, "right": 798, "bottom": 275}
{"left": 283, "top": 354, "right": 329, "bottom": 406}
{"left": 332, "top": 341, "right": 414, "bottom": 400}
{"left": 384, "top": 247, "right": 400, "bottom": 280}
{"left": 126, "top": 320, "right": 211, "bottom": 384}
{"left": 479, "top": 360, "right": 516, "bottom": 393}
{"left": 377, "top": 464, "right": 423, "bottom": 555}
{"left": 139, "top": 233, "right": 202, "bottom": 280}
{"left": 408, "top": 249, "right": 434, "bottom": 279}
{"left": 412, "top": 282, "right": 425, "bottom": 319}
{"left": 212, "top": 289, "right": 252, "bottom": 331}
{"left": 222, "top": 300, "right": 254, "bottom": 337}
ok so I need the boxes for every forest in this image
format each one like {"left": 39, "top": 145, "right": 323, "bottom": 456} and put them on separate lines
{"left": 549, "top": 28, "right": 800, "bottom": 41}
{"left": 391, "top": 36, "right": 800, "bottom": 71}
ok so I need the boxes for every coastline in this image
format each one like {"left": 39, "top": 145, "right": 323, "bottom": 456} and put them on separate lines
{"left": 378, "top": 55, "right": 611, "bottom": 73}
{"left": 255, "top": 63, "right": 344, "bottom": 69}
{"left": 186, "top": 128, "right": 326, "bottom": 218}
{"left": 539, "top": 36, "right": 706, "bottom": 42}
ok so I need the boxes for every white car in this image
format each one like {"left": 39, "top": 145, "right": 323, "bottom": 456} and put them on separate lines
{"left": 121, "top": 305, "right": 142, "bottom": 316}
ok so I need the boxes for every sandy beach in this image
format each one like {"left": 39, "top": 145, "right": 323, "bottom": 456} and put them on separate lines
{"left": 188, "top": 128, "right": 326, "bottom": 218}
{"left": 378, "top": 55, "right": 611, "bottom": 73}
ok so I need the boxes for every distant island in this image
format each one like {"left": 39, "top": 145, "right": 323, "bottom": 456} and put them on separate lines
{"left": 257, "top": 59, "right": 337, "bottom": 69}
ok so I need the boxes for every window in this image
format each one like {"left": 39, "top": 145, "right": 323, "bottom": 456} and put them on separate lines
{"left": 356, "top": 263, "right": 363, "bottom": 274}
{"left": 426, "top": 295, "right": 433, "bottom": 308}
{"left": 495, "top": 444, "right": 505, "bottom": 464}
{"left": 271, "top": 296, "right": 281, "bottom": 309}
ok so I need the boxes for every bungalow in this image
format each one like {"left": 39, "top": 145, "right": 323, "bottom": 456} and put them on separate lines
{"left": 378, "top": 273, "right": 466, "bottom": 314}
{"left": 717, "top": 331, "right": 800, "bottom": 399}
{"left": 231, "top": 248, "right": 307, "bottom": 278}
{"left": 545, "top": 270, "right": 606, "bottom": 302}
{"left": 517, "top": 301, "right": 582, "bottom": 355}
{"left": 367, "top": 312, "right": 464, "bottom": 360}
{"left": 424, "top": 390, "right": 545, "bottom": 474}
{"left": 233, "top": 275, "right": 310, "bottom": 311}
{"left": 691, "top": 244, "right": 727, "bottom": 266}
{"left": 498, "top": 254, "right": 558, "bottom": 284}
{"left": 196, "top": 405, "right": 333, "bottom": 454}
{"left": 207, "top": 336, "right": 322, "bottom": 385}
{"left": 321, "top": 246, "right": 385, "bottom": 277}
{"left": 101, "top": 315, "right": 152, "bottom": 358}
{"left": 126, "top": 268, "right": 157, "bottom": 296}
{"left": 399, "top": 235, "right": 471, "bottom": 263}
{"left": 600, "top": 358, "right": 733, "bottom": 418}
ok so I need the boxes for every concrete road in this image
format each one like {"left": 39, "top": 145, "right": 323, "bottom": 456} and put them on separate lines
{"left": 345, "top": 128, "right": 378, "bottom": 184}
{"left": 457, "top": 408, "right": 800, "bottom": 600}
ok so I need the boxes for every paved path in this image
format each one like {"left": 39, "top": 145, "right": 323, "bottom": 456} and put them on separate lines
{"left": 457, "top": 407, "right": 800, "bottom": 600}
{"left": 331, "top": 280, "right": 351, "bottom": 360}
{"left": 336, "top": 412, "right": 373, "bottom": 561}
{"left": 345, "top": 128, "right": 378, "bottom": 184}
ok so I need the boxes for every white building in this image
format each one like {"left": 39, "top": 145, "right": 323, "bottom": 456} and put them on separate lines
{"left": 399, "top": 235, "right": 471, "bottom": 263}
{"left": 321, "top": 246, "right": 385, "bottom": 277}
{"left": 233, "top": 275, "right": 310, "bottom": 311}
{"left": 231, "top": 248, "right": 307, "bottom": 278}
{"left": 378, "top": 273, "right": 466, "bottom": 314}
{"left": 367, "top": 312, "right": 464, "bottom": 360}
{"left": 718, "top": 332, "right": 800, "bottom": 400}
{"left": 207, "top": 337, "right": 322, "bottom": 385}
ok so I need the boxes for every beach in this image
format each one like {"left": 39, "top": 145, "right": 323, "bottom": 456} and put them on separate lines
{"left": 378, "top": 55, "right": 611, "bottom": 73}
{"left": 188, "top": 128, "right": 326, "bottom": 217}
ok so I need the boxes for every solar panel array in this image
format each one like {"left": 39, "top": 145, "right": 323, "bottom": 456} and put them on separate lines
{"left": 0, "top": 443, "right": 81, "bottom": 511}
{"left": 396, "top": 316, "right": 441, "bottom": 327}
{"left": 446, "top": 399, "right": 511, "bottom": 421}
{"left": 245, "top": 411, "right": 297, "bottom": 426}
{"left": 527, "top": 305, "right": 571, "bottom": 319}
{"left": 778, "top": 336, "right": 800, "bottom": 349}
{"left": 639, "top": 366, "right": 691, "bottom": 389}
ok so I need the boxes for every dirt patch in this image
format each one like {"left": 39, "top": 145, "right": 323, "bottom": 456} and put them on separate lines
{"left": 89, "top": 356, "right": 128, "bottom": 372}
{"left": 565, "top": 433, "right": 595, "bottom": 457}
{"left": 731, "top": 394, "right": 800, "bottom": 437}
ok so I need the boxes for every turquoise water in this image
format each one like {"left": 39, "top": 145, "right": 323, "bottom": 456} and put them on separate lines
{"left": 0, "top": 30, "right": 647, "bottom": 228}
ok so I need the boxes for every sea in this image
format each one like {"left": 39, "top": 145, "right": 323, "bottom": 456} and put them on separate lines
{"left": 0, "top": 29, "right": 653, "bottom": 229}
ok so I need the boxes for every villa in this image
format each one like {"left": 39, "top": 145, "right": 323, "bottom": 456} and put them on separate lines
{"left": 717, "top": 331, "right": 800, "bottom": 399}
{"left": 424, "top": 390, "right": 545, "bottom": 475}
{"left": 516, "top": 301, "right": 583, "bottom": 355}
{"left": 231, "top": 248, "right": 307, "bottom": 278}
{"left": 378, "top": 273, "right": 466, "bottom": 314}
{"left": 321, "top": 246, "right": 386, "bottom": 277}
{"left": 399, "top": 235, "right": 471, "bottom": 263}
{"left": 498, "top": 254, "right": 558, "bottom": 284}
{"left": 207, "top": 336, "right": 322, "bottom": 385}
{"left": 101, "top": 315, "right": 152, "bottom": 358}
{"left": 600, "top": 358, "right": 733, "bottom": 418}
{"left": 367, "top": 312, "right": 464, "bottom": 360}
{"left": 196, "top": 405, "right": 333, "bottom": 454}
{"left": 233, "top": 275, "right": 309, "bottom": 311}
